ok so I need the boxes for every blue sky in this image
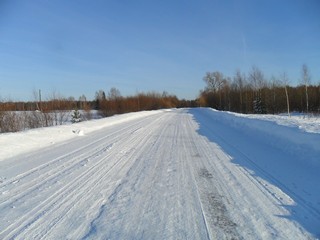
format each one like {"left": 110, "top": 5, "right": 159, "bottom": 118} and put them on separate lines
{"left": 0, "top": 0, "right": 319, "bottom": 101}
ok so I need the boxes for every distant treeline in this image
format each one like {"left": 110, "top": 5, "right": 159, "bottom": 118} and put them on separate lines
{"left": 92, "top": 89, "right": 197, "bottom": 116}
{"left": 0, "top": 90, "right": 196, "bottom": 113}
{"left": 0, "top": 89, "right": 197, "bottom": 132}
{"left": 199, "top": 65, "right": 320, "bottom": 114}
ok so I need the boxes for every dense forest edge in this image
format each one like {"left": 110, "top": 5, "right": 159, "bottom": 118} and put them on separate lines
{"left": 1, "top": 65, "right": 319, "bottom": 133}
{"left": 199, "top": 65, "right": 319, "bottom": 115}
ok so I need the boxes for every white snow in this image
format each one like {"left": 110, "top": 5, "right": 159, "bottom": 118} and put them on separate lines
{"left": 0, "top": 110, "right": 162, "bottom": 161}
{"left": 233, "top": 111, "right": 320, "bottom": 134}
{"left": 0, "top": 108, "right": 319, "bottom": 239}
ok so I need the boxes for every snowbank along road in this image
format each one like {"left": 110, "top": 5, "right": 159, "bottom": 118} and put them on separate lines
{"left": 0, "top": 108, "right": 319, "bottom": 239}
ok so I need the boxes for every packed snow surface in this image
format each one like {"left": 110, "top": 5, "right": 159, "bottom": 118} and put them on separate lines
{"left": 0, "top": 108, "right": 319, "bottom": 239}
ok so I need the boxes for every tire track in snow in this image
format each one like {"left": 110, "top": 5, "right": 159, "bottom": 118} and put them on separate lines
{"left": 183, "top": 115, "right": 240, "bottom": 240}
{"left": 0, "top": 114, "right": 166, "bottom": 239}
{"left": 0, "top": 114, "right": 156, "bottom": 195}
{"left": 80, "top": 113, "right": 178, "bottom": 239}
{"left": 37, "top": 115, "right": 167, "bottom": 239}
{"left": 0, "top": 117, "right": 151, "bottom": 227}
{"left": 0, "top": 142, "right": 115, "bottom": 207}
{"left": 81, "top": 110, "right": 213, "bottom": 240}
{"left": 0, "top": 142, "right": 116, "bottom": 239}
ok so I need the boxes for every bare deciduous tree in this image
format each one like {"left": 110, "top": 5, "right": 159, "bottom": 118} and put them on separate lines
{"left": 95, "top": 90, "right": 107, "bottom": 114}
{"left": 108, "top": 87, "right": 121, "bottom": 100}
{"left": 249, "top": 66, "right": 265, "bottom": 96}
{"left": 280, "top": 72, "right": 290, "bottom": 117}
{"left": 203, "top": 71, "right": 226, "bottom": 109}
{"left": 203, "top": 71, "right": 225, "bottom": 93}
{"left": 302, "top": 64, "right": 311, "bottom": 114}
{"left": 248, "top": 66, "right": 266, "bottom": 113}
{"left": 233, "top": 70, "right": 246, "bottom": 113}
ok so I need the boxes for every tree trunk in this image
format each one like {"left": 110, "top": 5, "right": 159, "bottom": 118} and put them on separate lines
{"left": 284, "top": 85, "right": 290, "bottom": 117}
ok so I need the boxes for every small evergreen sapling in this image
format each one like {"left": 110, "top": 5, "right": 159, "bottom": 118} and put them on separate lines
{"left": 253, "top": 97, "right": 266, "bottom": 114}
{"left": 71, "top": 109, "right": 82, "bottom": 123}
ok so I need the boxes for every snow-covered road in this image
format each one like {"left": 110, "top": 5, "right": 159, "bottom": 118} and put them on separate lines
{"left": 0, "top": 108, "right": 319, "bottom": 239}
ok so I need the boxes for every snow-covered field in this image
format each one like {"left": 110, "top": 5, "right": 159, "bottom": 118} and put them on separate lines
{"left": 0, "top": 108, "right": 319, "bottom": 239}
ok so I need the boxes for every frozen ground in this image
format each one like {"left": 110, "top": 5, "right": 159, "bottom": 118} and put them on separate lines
{"left": 0, "top": 108, "right": 319, "bottom": 239}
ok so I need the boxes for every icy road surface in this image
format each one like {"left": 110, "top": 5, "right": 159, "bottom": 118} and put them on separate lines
{"left": 0, "top": 108, "right": 319, "bottom": 239}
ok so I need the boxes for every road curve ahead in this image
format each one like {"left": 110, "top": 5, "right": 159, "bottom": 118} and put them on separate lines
{"left": 0, "top": 108, "right": 317, "bottom": 239}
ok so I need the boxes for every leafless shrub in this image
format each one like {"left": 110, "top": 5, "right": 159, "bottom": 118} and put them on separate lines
{"left": 0, "top": 112, "right": 23, "bottom": 133}
{"left": 82, "top": 105, "right": 92, "bottom": 120}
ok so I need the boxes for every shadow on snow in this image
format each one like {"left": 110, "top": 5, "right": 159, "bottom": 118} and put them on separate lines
{"left": 188, "top": 108, "right": 320, "bottom": 238}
